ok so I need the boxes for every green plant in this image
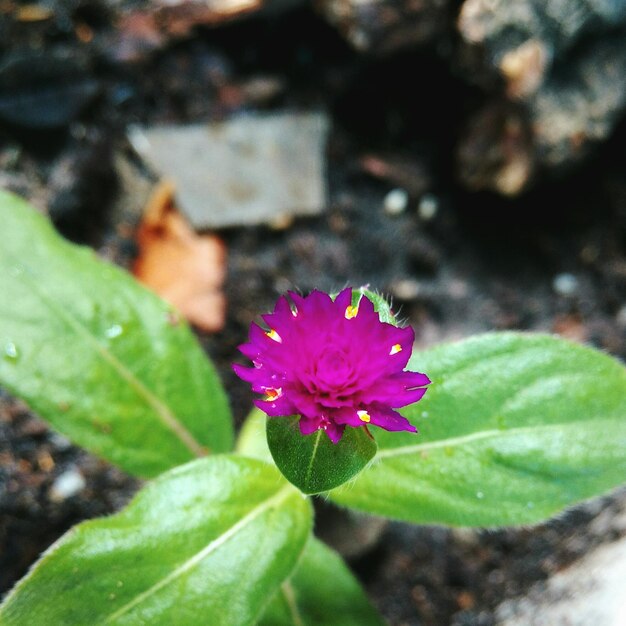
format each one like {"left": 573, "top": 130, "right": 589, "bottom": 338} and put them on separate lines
{"left": 1, "top": 190, "right": 625, "bottom": 625}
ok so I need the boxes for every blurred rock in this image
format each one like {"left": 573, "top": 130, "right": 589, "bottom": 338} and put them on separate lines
{"left": 459, "top": 0, "right": 626, "bottom": 77}
{"left": 498, "top": 38, "right": 549, "bottom": 100}
{"left": 457, "top": 103, "right": 534, "bottom": 196}
{"left": 0, "top": 51, "right": 99, "bottom": 129}
{"left": 320, "top": 0, "right": 451, "bottom": 54}
{"left": 529, "top": 36, "right": 626, "bottom": 169}
{"left": 496, "top": 534, "right": 626, "bottom": 626}
{"left": 48, "top": 141, "right": 118, "bottom": 244}
{"left": 129, "top": 111, "right": 329, "bottom": 229}
{"left": 457, "top": 0, "right": 626, "bottom": 194}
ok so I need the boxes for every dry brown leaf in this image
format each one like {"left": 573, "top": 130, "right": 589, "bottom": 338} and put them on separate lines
{"left": 133, "top": 180, "right": 226, "bottom": 333}
{"left": 552, "top": 314, "right": 587, "bottom": 343}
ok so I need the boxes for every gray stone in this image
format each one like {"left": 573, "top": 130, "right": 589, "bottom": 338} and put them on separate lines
{"left": 552, "top": 273, "right": 579, "bottom": 296}
{"left": 457, "top": 0, "right": 626, "bottom": 194}
{"left": 49, "top": 468, "right": 86, "bottom": 502}
{"left": 529, "top": 36, "right": 626, "bottom": 168}
{"left": 496, "top": 533, "right": 626, "bottom": 626}
{"left": 459, "top": 0, "right": 626, "bottom": 72}
{"left": 383, "top": 188, "right": 409, "bottom": 215}
{"left": 129, "top": 111, "right": 329, "bottom": 229}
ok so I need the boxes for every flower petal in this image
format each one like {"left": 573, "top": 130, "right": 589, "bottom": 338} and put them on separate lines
{"left": 254, "top": 395, "right": 296, "bottom": 417}
{"left": 331, "top": 407, "right": 363, "bottom": 427}
{"left": 233, "top": 287, "right": 429, "bottom": 444}
{"left": 358, "top": 371, "right": 430, "bottom": 407}
{"left": 231, "top": 363, "right": 260, "bottom": 384}
{"left": 367, "top": 404, "right": 417, "bottom": 433}
{"left": 299, "top": 416, "right": 322, "bottom": 435}
{"left": 333, "top": 287, "right": 353, "bottom": 312}
{"left": 324, "top": 421, "right": 345, "bottom": 444}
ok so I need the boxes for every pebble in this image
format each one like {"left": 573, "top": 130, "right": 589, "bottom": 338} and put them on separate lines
{"left": 49, "top": 468, "right": 86, "bottom": 502}
{"left": 384, "top": 188, "right": 409, "bottom": 215}
{"left": 418, "top": 193, "right": 439, "bottom": 220}
{"left": 552, "top": 273, "right": 579, "bottom": 296}
{"left": 450, "top": 527, "right": 480, "bottom": 548}
{"left": 49, "top": 433, "right": 74, "bottom": 451}
{"left": 390, "top": 278, "right": 421, "bottom": 301}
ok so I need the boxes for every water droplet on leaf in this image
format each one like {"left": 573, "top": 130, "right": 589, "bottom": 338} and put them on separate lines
{"left": 105, "top": 324, "right": 123, "bottom": 339}
{"left": 476, "top": 491, "right": 484, "bottom": 499}
{"left": 4, "top": 342, "right": 19, "bottom": 362}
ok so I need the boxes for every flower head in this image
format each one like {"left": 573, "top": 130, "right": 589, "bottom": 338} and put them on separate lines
{"left": 233, "top": 288, "right": 430, "bottom": 443}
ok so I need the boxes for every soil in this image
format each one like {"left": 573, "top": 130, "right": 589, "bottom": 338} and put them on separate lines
{"left": 1, "top": 5, "right": 626, "bottom": 625}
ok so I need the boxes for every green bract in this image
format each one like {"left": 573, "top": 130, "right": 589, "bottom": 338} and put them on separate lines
{"left": 267, "top": 415, "right": 377, "bottom": 494}
{"left": 1, "top": 191, "right": 626, "bottom": 624}
{"left": 350, "top": 287, "right": 398, "bottom": 326}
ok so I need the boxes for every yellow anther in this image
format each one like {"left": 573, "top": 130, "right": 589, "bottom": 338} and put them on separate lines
{"left": 265, "top": 387, "right": 282, "bottom": 400}
{"left": 265, "top": 328, "right": 282, "bottom": 342}
{"left": 357, "top": 410, "right": 371, "bottom": 423}
{"left": 390, "top": 344, "right": 402, "bottom": 355}
{"left": 345, "top": 305, "right": 358, "bottom": 319}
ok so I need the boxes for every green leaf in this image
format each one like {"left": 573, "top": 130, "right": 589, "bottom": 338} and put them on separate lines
{"left": 0, "top": 190, "right": 233, "bottom": 478}
{"left": 0, "top": 455, "right": 312, "bottom": 626}
{"left": 330, "top": 333, "right": 626, "bottom": 526}
{"left": 267, "top": 416, "right": 377, "bottom": 494}
{"left": 258, "top": 537, "right": 385, "bottom": 626}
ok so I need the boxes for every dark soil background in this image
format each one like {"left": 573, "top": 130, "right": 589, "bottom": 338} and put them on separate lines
{"left": 1, "top": 1, "right": 626, "bottom": 624}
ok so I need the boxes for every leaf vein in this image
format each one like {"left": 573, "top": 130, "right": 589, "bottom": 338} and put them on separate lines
{"left": 13, "top": 258, "right": 207, "bottom": 458}
{"left": 304, "top": 430, "right": 322, "bottom": 487}
{"left": 281, "top": 581, "right": 304, "bottom": 626}
{"left": 105, "top": 485, "right": 293, "bottom": 623}
{"left": 375, "top": 423, "right": 597, "bottom": 460}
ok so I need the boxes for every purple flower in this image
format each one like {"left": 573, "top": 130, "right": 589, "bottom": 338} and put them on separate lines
{"left": 233, "top": 288, "right": 430, "bottom": 443}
